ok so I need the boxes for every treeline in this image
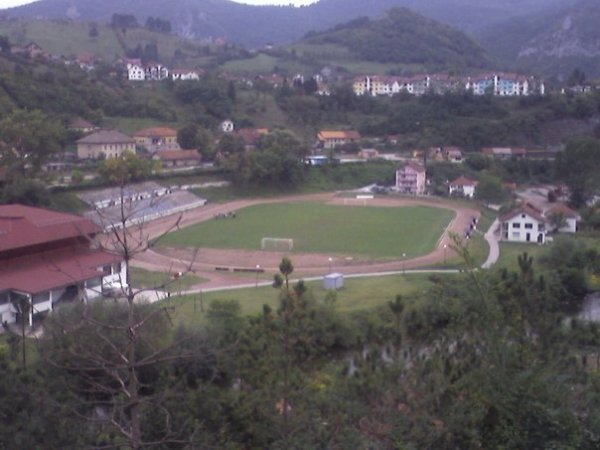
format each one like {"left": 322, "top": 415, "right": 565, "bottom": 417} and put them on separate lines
{"left": 1, "top": 246, "right": 599, "bottom": 448}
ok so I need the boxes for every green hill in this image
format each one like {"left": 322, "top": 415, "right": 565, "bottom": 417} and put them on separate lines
{"left": 299, "top": 8, "right": 491, "bottom": 70}
{"left": 0, "top": 19, "right": 224, "bottom": 68}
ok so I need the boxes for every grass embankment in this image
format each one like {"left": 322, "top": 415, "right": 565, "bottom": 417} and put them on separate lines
{"left": 169, "top": 272, "right": 439, "bottom": 328}
{"left": 158, "top": 201, "right": 454, "bottom": 259}
{"left": 129, "top": 267, "right": 208, "bottom": 292}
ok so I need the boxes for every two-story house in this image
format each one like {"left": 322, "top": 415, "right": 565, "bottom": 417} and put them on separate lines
{"left": 316, "top": 130, "right": 361, "bottom": 150}
{"left": 395, "top": 162, "right": 426, "bottom": 195}
{"left": 76, "top": 130, "right": 136, "bottom": 159}
{"left": 500, "top": 204, "right": 546, "bottom": 244}
{"left": 0, "top": 205, "right": 127, "bottom": 325}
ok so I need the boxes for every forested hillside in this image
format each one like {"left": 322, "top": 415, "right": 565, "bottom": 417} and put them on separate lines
{"left": 1, "top": 0, "right": 578, "bottom": 47}
{"left": 302, "top": 8, "right": 491, "bottom": 69}
{"left": 479, "top": 0, "right": 600, "bottom": 78}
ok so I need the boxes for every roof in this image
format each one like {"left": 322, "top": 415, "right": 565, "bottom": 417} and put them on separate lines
{"left": 0, "top": 204, "right": 100, "bottom": 253}
{"left": 0, "top": 246, "right": 121, "bottom": 294}
{"left": 69, "top": 117, "right": 95, "bottom": 129}
{"left": 236, "top": 128, "right": 268, "bottom": 145}
{"left": 154, "top": 150, "right": 201, "bottom": 162}
{"left": 77, "top": 129, "right": 135, "bottom": 145}
{"left": 134, "top": 127, "right": 178, "bottom": 138}
{"left": 317, "top": 130, "right": 361, "bottom": 141}
{"left": 546, "top": 204, "right": 580, "bottom": 219}
{"left": 500, "top": 204, "right": 545, "bottom": 223}
{"left": 449, "top": 176, "right": 477, "bottom": 187}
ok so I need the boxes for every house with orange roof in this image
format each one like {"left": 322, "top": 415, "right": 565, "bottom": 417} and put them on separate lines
{"left": 316, "top": 130, "right": 361, "bottom": 149}
{"left": 152, "top": 150, "right": 202, "bottom": 168}
{"left": 134, "top": 127, "right": 180, "bottom": 153}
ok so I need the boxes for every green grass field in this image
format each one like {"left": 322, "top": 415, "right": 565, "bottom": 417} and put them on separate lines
{"left": 158, "top": 202, "right": 454, "bottom": 258}
{"left": 169, "top": 272, "right": 439, "bottom": 327}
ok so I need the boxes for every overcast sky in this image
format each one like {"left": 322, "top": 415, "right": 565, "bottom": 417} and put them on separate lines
{"left": 0, "top": 0, "right": 320, "bottom": 8}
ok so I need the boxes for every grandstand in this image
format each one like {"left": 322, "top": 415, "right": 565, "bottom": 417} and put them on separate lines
{"left": 78, "top": 182, "right": 207, "bottom": 229}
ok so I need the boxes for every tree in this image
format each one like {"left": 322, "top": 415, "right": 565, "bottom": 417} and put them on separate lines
{"left": 177, "top": 123, "right": 214, "bottom": 160}
{"left": 279, "top": 257, "right": 294, "bottom": 293}
{"left": 98, "top": 151, "right": 155, "bottom": 184}
{"left": 475, "top": 173, "right": 509, "bottom": 204}
{"left": 0, "top": 109, "right": 65, "bottom": 180}
{"left": 555, "top": 138, "right": 600, "bottom": 207}
{"left": 41, "top": 161, "right": 200, "bottom": 449}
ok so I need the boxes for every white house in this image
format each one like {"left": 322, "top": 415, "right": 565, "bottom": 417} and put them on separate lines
{"left": 448, "top": 176, "right": 477, "bottom": 198}
{"left": 127, "top": 63, "right": 145, "bottom": 81}
{"left": 171, "top": 69, "right": 202, "bottom": 81}
{"left": 145, "top": 63, "right": 169, "bottom": 81}
{"left": 500, "top": 205, "right": 547, "bottom": 244}
{"left": 545, "top": 204, "right": 580, "bottom": 233}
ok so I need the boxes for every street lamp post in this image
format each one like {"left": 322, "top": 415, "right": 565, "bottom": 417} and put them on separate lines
{"left": 255, "top": 264, "right": 260, "bottom": 288}
{"left": 328, "top": 257, "right": 332, "bottom": 274}
{"left": 402, "top": 253, "right": 406, "bottom": 274}
{"left": 443, "top": 244, "right": 447, "bottom": 265}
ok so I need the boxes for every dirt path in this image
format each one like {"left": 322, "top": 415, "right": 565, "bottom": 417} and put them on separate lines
{"left": 130, "top": 192, "right": 480, "bottom": 289}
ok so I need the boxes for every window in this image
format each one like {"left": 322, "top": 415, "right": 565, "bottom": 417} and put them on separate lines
{"left": 524, "top": 223, "right": 533, "bottom": 229}
{"left": 512, "top": 223, "right": 521, "bottom": 229}
{"left": 512, "top": 232, "right": 520, "bottom": 238}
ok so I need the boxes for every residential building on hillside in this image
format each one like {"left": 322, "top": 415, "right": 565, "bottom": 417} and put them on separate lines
{"left": 395, "top": 162, "right": 426, "bottom": 195}
{"left": 134, "top": 127, "right": 180, "bottom": 153}
{"left": 171, "top": 68, "right": 203, "bottom": 81}
{"left": 448, "top": 176, "right": 478, "bottom": 198}
{"left": 76, "top": 130, "right": 136, "bottom": 159}
{"left": 69, "top": 117, "right": 97, "bottom": 134}
{"left": 500, "top": 204, "right": 547, "bottom": 244}
{"left": 546, "top": 204, "right": 580, "bottom": 233}
{"left": 145, "top": 63, "right": 169, "bottom": 81}
{"left": 316, "top": 130, "right": 361, "bottom": 149}
{"left": 0, "top": 205, "right": 127, "bottom": 325}
{"left": 127, "top": 62, "right": 145, "bottom": 81}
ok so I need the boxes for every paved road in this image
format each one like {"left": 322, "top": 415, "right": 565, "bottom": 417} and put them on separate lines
{"left": 482, "top": 218, "right": 500, "bottom": 269}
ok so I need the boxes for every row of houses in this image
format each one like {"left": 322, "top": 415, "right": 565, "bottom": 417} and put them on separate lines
{"left": 126, "top": 59, "right": 205, "bottom": 81}
{"left": 74, "top": 125, "right": 202, "bottom": 167}
{"left": 353, "top": 72, "right": 545, "bottom": 97}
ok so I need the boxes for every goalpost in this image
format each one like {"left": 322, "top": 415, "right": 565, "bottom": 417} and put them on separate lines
{"left": 261, "top": 237, "right": 294, "bottom": 251}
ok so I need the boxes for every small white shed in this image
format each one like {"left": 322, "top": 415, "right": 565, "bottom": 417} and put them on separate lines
{"left": 323, "top": 273, "right": 344, "bottom": 290}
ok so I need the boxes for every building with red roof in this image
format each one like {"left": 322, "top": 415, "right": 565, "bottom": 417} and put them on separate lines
{"left": 500, "top": 203, "right": 547, "bottom": 244}
{"left": 0, "top": 205, "right": 127, "bottom": 325}
{"left": 134, "top": 127, "right": 180, "bottom": 153}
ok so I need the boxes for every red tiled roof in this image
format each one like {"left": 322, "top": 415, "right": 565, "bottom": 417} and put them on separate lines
{"left": 134, "top": 127, "right": 177, "bottom": 138}
{"left": 77, "top": 130, "right": 135, "bottom": 145}
{"left": 547, "top": 204, "right": 580, "bottom": 219}
{"left": 0, "top": 205, "right": 100, "bottom": 253}
{"left": 400, "top": 162, "right": 426, "bottom": 173}
{"left": 236, "top": 128, "right": 268, "bottom": 145}
{"left": 0, "top": 247, "right": 121, "bottom": 294}
{"left": 449, "top": 176, "right": 477, "bottom": 187}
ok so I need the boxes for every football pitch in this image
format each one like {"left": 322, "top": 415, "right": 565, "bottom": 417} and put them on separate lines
{"left": 157, "top": 202, "right": 454, "bottom": 259}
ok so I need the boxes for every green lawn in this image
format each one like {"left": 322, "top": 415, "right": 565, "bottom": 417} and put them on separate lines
{"left": 169, "top": 272, "right": 438, "bottom": 327}
{"left": 158, "top": 202, "right": 454, "bottom": 258}
{"left": 495, "top": 242, "right": 548, "bottom": 271}
{"left": 129, "top": 267, "right": 208, "bottom": 292}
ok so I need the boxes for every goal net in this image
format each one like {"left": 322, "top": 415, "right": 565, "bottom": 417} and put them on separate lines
{"left": 261, "top": 237, "right": 294, "bottom": 251}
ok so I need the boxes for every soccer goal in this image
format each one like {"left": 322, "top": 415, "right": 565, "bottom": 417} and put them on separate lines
{"left": 261, "top": 237, "right": 294, "bottom": 251}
